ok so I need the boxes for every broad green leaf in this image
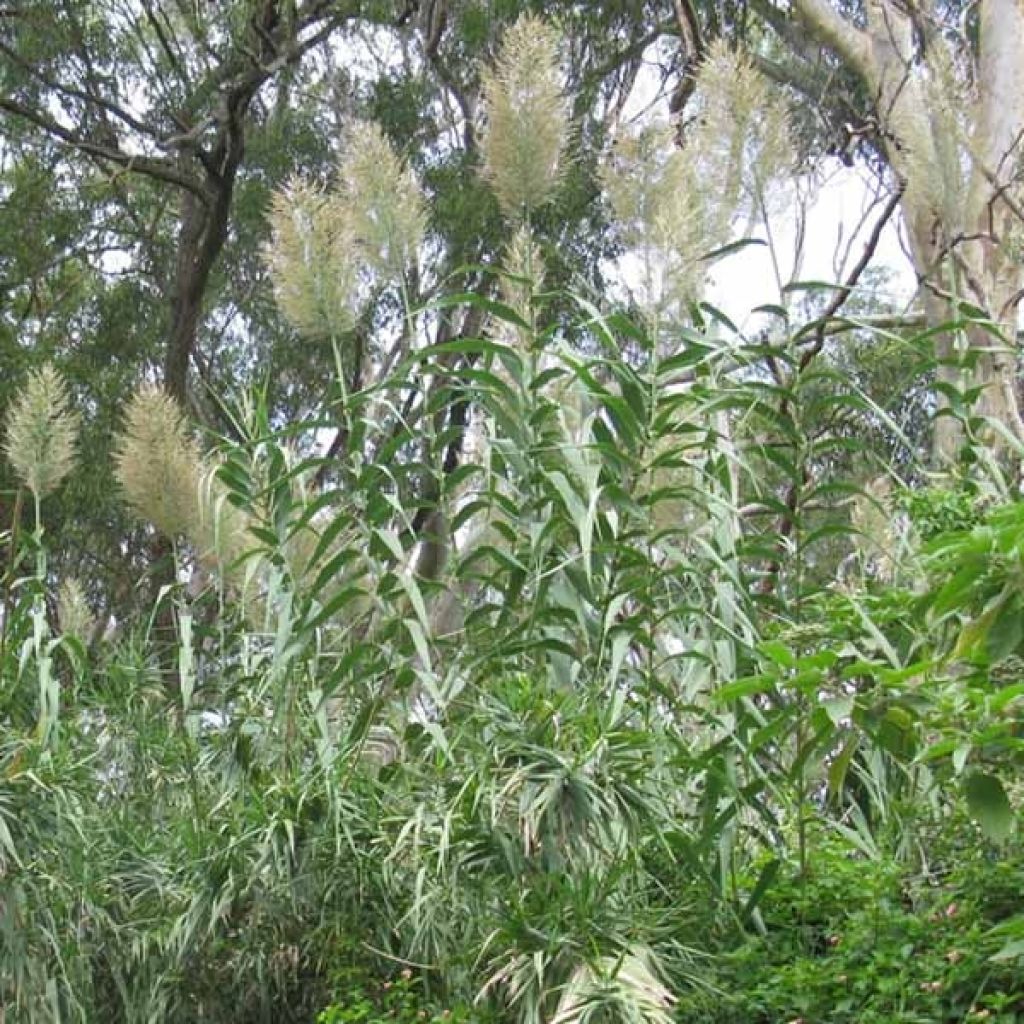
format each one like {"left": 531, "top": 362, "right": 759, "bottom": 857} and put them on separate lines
{"left": 964, "top": 772, "right": 1014, "bottom": 842}
{"left": 986, "top": 597, "right": 1024, "bottom": 663}
{"left": 822, "top": 695, "right": 854, "bottom": 727}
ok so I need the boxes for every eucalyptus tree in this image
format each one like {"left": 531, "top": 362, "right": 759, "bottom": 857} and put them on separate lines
{"left": 0, "top": 1, "right": 703, "bottom": 613}
{"left": 0, "top": 1, "right": 367, "bottom": 401}
{"left": 727, "top": 0, "right": 1024, "bottom": 463}
{"left": 0, "top": 0, "right": 366, "bottom": 613}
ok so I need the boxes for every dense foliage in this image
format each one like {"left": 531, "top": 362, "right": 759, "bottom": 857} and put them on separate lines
{"left": 3, "top": 292, "right": 1022, "bottom": 1021}
{"left": 1, "top": 4, "right": 1023, "bottom": 1024}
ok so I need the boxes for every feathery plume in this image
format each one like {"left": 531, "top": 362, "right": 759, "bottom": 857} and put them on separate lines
{"left": 57, "top": 577, "right": 96, "bottom": 645}
{"left": 602, "top": 44, "right": 791, "bottom": 319}
{"left": 265, "top": 177, "right": 360, "bottom": 339}
{"left": 481, "top": 15, "right": 569, "bottom": 219}
{"left": 3, "top": 363, "right": 79, "bottom": 500}
{"left": 337, "top": 119, "right": 427, "bottom": 281}
{"left": 603, "top": 122, "right": 707, "bottom": 316}
{"left": 113, "top": 385, "right": 202, "bottom": 540}
{"left": 685, "top": 41, "right": 792, "bottom": 220}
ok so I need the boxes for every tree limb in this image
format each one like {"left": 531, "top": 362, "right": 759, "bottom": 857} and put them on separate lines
{"left": 792, "top": 0, "right": 874, "bottom": 81}
{"left": 0, "top": 94, "right": 207, "bottom": 198}
{"left": 797, "top": 180, "right": 906, "bottom": 369}
{"left": 669, "top": 0, "right": 703, "bottom": 113}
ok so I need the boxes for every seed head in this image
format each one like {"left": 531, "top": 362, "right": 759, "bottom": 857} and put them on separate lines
{"left": 602, "top": 44, "right": 792, "bottom": 320}
{"left": 3, "top": 363, "right": 79, "bottom": 500}
{"left": 337, "top": 119, "right": 427, "bottom": 281}
{"left": 686, "top": 41, "right": 792, "bottom": 220}
{"left": 481, "top": 15, "right": 569, "bottom": 219}
{"left": 113, "top": 385, "right": 202, "bottom": 540}
{"left": 500, "top": 223, "right": 545, "bottom": 336}
{"left": 57, "top": 577, "right": 96, "bottom": 645}
{"left": 603, "top": 122, "right": 707, "bottom": 316}
{"left": 265, "top": 177, "right": 360, "bottom": 339}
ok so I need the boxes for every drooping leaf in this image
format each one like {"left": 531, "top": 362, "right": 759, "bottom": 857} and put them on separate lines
{"left": 964, "top": 773, "right": 1014, "bottom": 843}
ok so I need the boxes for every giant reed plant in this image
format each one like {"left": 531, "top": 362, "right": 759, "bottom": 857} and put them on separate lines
{"left": 2, "top": 363, "right": 80, "bottom": 742}
{"left": 0, "top": 14, "right": 999, "bottom": 1024}
{"left": 0, "top": 364, "right": 95, "bottom": 1018}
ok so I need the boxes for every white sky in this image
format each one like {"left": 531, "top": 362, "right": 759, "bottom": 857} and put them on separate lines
{"left": 616, "top": 49, "right": 918, "bottom": 330}
{"left": 707, "top": 165, "right": 917, "bottom": 327}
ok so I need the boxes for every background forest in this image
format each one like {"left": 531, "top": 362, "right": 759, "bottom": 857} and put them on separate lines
{"left": 1, "top": 2, "right": 1023, "bottom": 1022}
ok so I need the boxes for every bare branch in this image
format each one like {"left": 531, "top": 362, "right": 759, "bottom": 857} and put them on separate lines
{"left": 0, "top": 94, "right": 207, "bottom": 197}
{"left": 797, "top": 181, "right": 906, "bottom": 368}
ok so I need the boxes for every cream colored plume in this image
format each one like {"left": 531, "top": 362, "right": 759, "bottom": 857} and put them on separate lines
{"left": 603, "top": 122, "right": 707, "bottom": 317}
{"left": 481, "top": 15, "right": 569, "bottom": 219}
{"left": 113, "top": 385, "right": 203, "bottom": 540}
{"left": 57, "top": 577, "right": 96, "bottom": 645}
{"left": 603, "top": 42, "right": 792, "bottom": 317}
{"left": 686, "top": 41, "right": 793, "bottom": 220}
{"left": 266, "top": 120, "right": 426, "bottom": 338}
{"left": 265, "top": 177, "right": 360, "bottom": 339}
{"left": 500, "top": 222, "right": 545, "bottom": 338}
{"left": 336, "top": 118, "right": 427, "bottom": 280}
{"left": 3, "top": 363, "right": 79, "bottom": 501}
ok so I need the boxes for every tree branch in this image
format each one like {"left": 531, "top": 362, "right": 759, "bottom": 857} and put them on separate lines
{"left": 792, "top": 0, "right": 874, "bottom": 81}
{"left": 669, "top": 0, "right": 703, "bottom": 113}
{"left": 796, "top": 180, "right": 906, "bottom": 369}
{"left": 0, "top": 94, "right": 207, "bottom": 198}
{"left": 0, "top": 36, "right": 168, "bottom": 143}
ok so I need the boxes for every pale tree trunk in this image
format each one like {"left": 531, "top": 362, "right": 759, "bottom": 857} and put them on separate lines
{"left": 793, "top": 0, "right": 1024, "bottom": 465}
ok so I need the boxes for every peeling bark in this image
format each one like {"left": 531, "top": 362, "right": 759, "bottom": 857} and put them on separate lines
{"left": 791, "top": 0, "right": 1024, "bottom": 464}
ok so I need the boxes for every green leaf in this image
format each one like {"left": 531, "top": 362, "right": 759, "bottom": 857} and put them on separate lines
{"left": 305, "top": 584, "right": 369, "bottom": 633}
{"left": 700, "top": 237, "right": 767, "bottom": 262}
{"left": 986, "top": 597, "right": 1024, "bottom": 663}
{"left": 990, "top": 938, "right": 1024, "bottom": 963}
{"left": 827, "top": 734, "right": 859, "bottom": 801}
{"left": 715, "top": 675, "right": 775, "bottom": 702}
{"left": 964, "top": 772, "right": 1014, "bottom": 842}
{"left": 992, "top": 681, "right": 1024, "bottom": 712}
{"left": 741, "top": 857, "right": 780, "bottom": 924}
{"left": 426, "top": 292, "right": 531, "bottom": 330}
{"left": 758, "top": 640, "right": 795, "bottom": 669}
{"left": 822, "top": 695, "right": 854, "bottom": 727}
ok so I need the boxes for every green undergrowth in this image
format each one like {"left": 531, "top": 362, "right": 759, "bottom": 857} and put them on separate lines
{"left": 317, "top": 968, "right": 485, "bottom": 1024}
{"left": 676, "top": 823, "right": 1024, "bottom": 1024}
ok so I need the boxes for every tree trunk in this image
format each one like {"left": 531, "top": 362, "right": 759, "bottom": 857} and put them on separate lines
{"left": 164, "top": 154, "right": 240, "bottom": 404}
{"left": 793, "top": 0, "right": 1024, "bottom": 465}
{"left": 165, "top": 190, "right": 209, "bottom": 405}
